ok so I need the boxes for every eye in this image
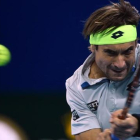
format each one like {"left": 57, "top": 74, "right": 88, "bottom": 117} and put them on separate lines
{"left": 108, "top": 51, "right": 116, "bottom": 55}
{"left": 123, "top": 48, "right": 133, "bottom": 55}
{"left": 104, "top": 50, "right": 117, "bottom": 56}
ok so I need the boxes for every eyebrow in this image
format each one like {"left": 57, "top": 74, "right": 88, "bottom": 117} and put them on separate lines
{"left": 103, "top": 46, "right": 134, "bottom": 55}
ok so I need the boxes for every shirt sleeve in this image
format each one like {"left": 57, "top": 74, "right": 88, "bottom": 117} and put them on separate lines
{"left": 66, "top": 80, "right": 101, "bottom": 135}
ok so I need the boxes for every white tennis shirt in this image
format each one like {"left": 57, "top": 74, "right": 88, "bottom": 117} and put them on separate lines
{"left": 66, "top": 45, "right": 140, "bottom": 140}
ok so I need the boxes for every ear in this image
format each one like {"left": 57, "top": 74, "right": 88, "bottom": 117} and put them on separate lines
{"left": 88, "top": 45, "right": 95, "bottom": 53}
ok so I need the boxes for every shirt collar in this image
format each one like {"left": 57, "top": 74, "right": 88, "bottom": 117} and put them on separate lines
{"left": 81, "top": 53, "right": 95, "bottom": 75}
{"left": 81, "top": 53, "right": 109, "bottom": 89}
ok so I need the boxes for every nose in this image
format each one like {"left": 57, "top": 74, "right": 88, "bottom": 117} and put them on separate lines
{"left": 113, "top": 55, "right": 126, "bottom": 69}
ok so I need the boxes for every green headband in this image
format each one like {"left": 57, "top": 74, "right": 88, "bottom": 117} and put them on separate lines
{"left": 90, "top": 25, "right": 137, "bottom": 45}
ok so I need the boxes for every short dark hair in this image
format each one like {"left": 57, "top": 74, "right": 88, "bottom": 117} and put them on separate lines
{"left": 95, "top": 45, "right": 98, "bottom": 50}
{"left": 83, "top": 0, "right": 140, "bottom": 39}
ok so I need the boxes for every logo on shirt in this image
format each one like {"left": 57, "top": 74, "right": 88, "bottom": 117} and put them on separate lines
{"left": 72, "top": 110, "right": 80, "bottom": 121}
{"left": 111, "top": 31, "right": 124, "bottom": 39}
{"left": 87, "top": 100, "right": 99, "bottom": 112}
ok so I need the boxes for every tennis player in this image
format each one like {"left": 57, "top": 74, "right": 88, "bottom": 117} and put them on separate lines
{"left": 66, "top": 0, "right": 140, "bottom": 140}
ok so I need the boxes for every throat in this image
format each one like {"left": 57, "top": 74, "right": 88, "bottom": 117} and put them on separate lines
{"left": 89, "top": 62, "right": 106, "bottom": 79}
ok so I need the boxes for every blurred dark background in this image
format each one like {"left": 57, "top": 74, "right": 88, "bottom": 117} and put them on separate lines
{"left": 0, "top": 0, "right": 140, "bottom": 139}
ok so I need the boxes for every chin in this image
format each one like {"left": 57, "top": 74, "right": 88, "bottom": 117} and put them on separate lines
{"left": 107, "top": 71, "right": 128, "bottom": 81}
{"left": 109, "top": 76, "right": 126, "bottom": 81}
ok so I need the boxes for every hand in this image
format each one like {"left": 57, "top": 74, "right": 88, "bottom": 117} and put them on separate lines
{"left": 96, "top": 129, "right": 112, "bottom": 140}
{"left": 110, "top": 109, "right": 138, "bottom": 140}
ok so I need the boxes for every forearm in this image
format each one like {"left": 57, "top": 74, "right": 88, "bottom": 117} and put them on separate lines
{"left": 132, "top": 114, "right": 140, "bottom": 137}
{"left": 75, "top": 128, "right": 101, "bottom": 140}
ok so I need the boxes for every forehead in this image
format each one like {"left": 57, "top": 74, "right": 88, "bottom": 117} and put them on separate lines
{"left": 99, "top": 41, "right": 136, "bottom": 50}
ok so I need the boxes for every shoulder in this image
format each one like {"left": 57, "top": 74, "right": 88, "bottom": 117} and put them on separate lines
{"left": 66, "top": 53, "right": 94, "bottom": 88}
{"left": 65, "top": 65, "right": 86, "bottom": 106}
{"left": 66, "top": 65, "right": 83, "bottom": 88}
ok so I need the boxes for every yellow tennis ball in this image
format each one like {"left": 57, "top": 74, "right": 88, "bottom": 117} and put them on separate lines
{"left": 0, "top": 44, "right": 11, "bottom": 66}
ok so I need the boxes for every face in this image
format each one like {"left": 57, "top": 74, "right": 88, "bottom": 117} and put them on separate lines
{"left": 94, "top": 41, "right": 136, "bottom": 81}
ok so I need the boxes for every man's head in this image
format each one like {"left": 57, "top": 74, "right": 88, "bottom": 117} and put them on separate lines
{"left": 83, "top": 0, "right": 140, "bottom": 81}
{"left": 90, "top": 41, "right": 137, "bottom": 81}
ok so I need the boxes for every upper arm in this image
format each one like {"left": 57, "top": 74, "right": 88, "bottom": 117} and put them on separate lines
{"left": 75, "top": 128, "right": 101, "bottom": 140}
{"left": 66, "top": 80, "right": 101, "bottom": 135}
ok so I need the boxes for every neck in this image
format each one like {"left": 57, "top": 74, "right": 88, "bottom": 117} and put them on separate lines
{"left": 89, "top": 62, "right": 106, "bottom": 79}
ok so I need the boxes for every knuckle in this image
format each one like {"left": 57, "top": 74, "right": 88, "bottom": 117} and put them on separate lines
{"left": 99, "top": 133, "right": 104, "bottom": 137}
{"left": 104, "top": 129, "right": 110, "bottom": 133}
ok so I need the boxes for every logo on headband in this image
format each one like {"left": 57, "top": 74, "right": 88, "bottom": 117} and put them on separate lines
{"left": 111, "top": 31, "right": 124, "bottom": 39}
